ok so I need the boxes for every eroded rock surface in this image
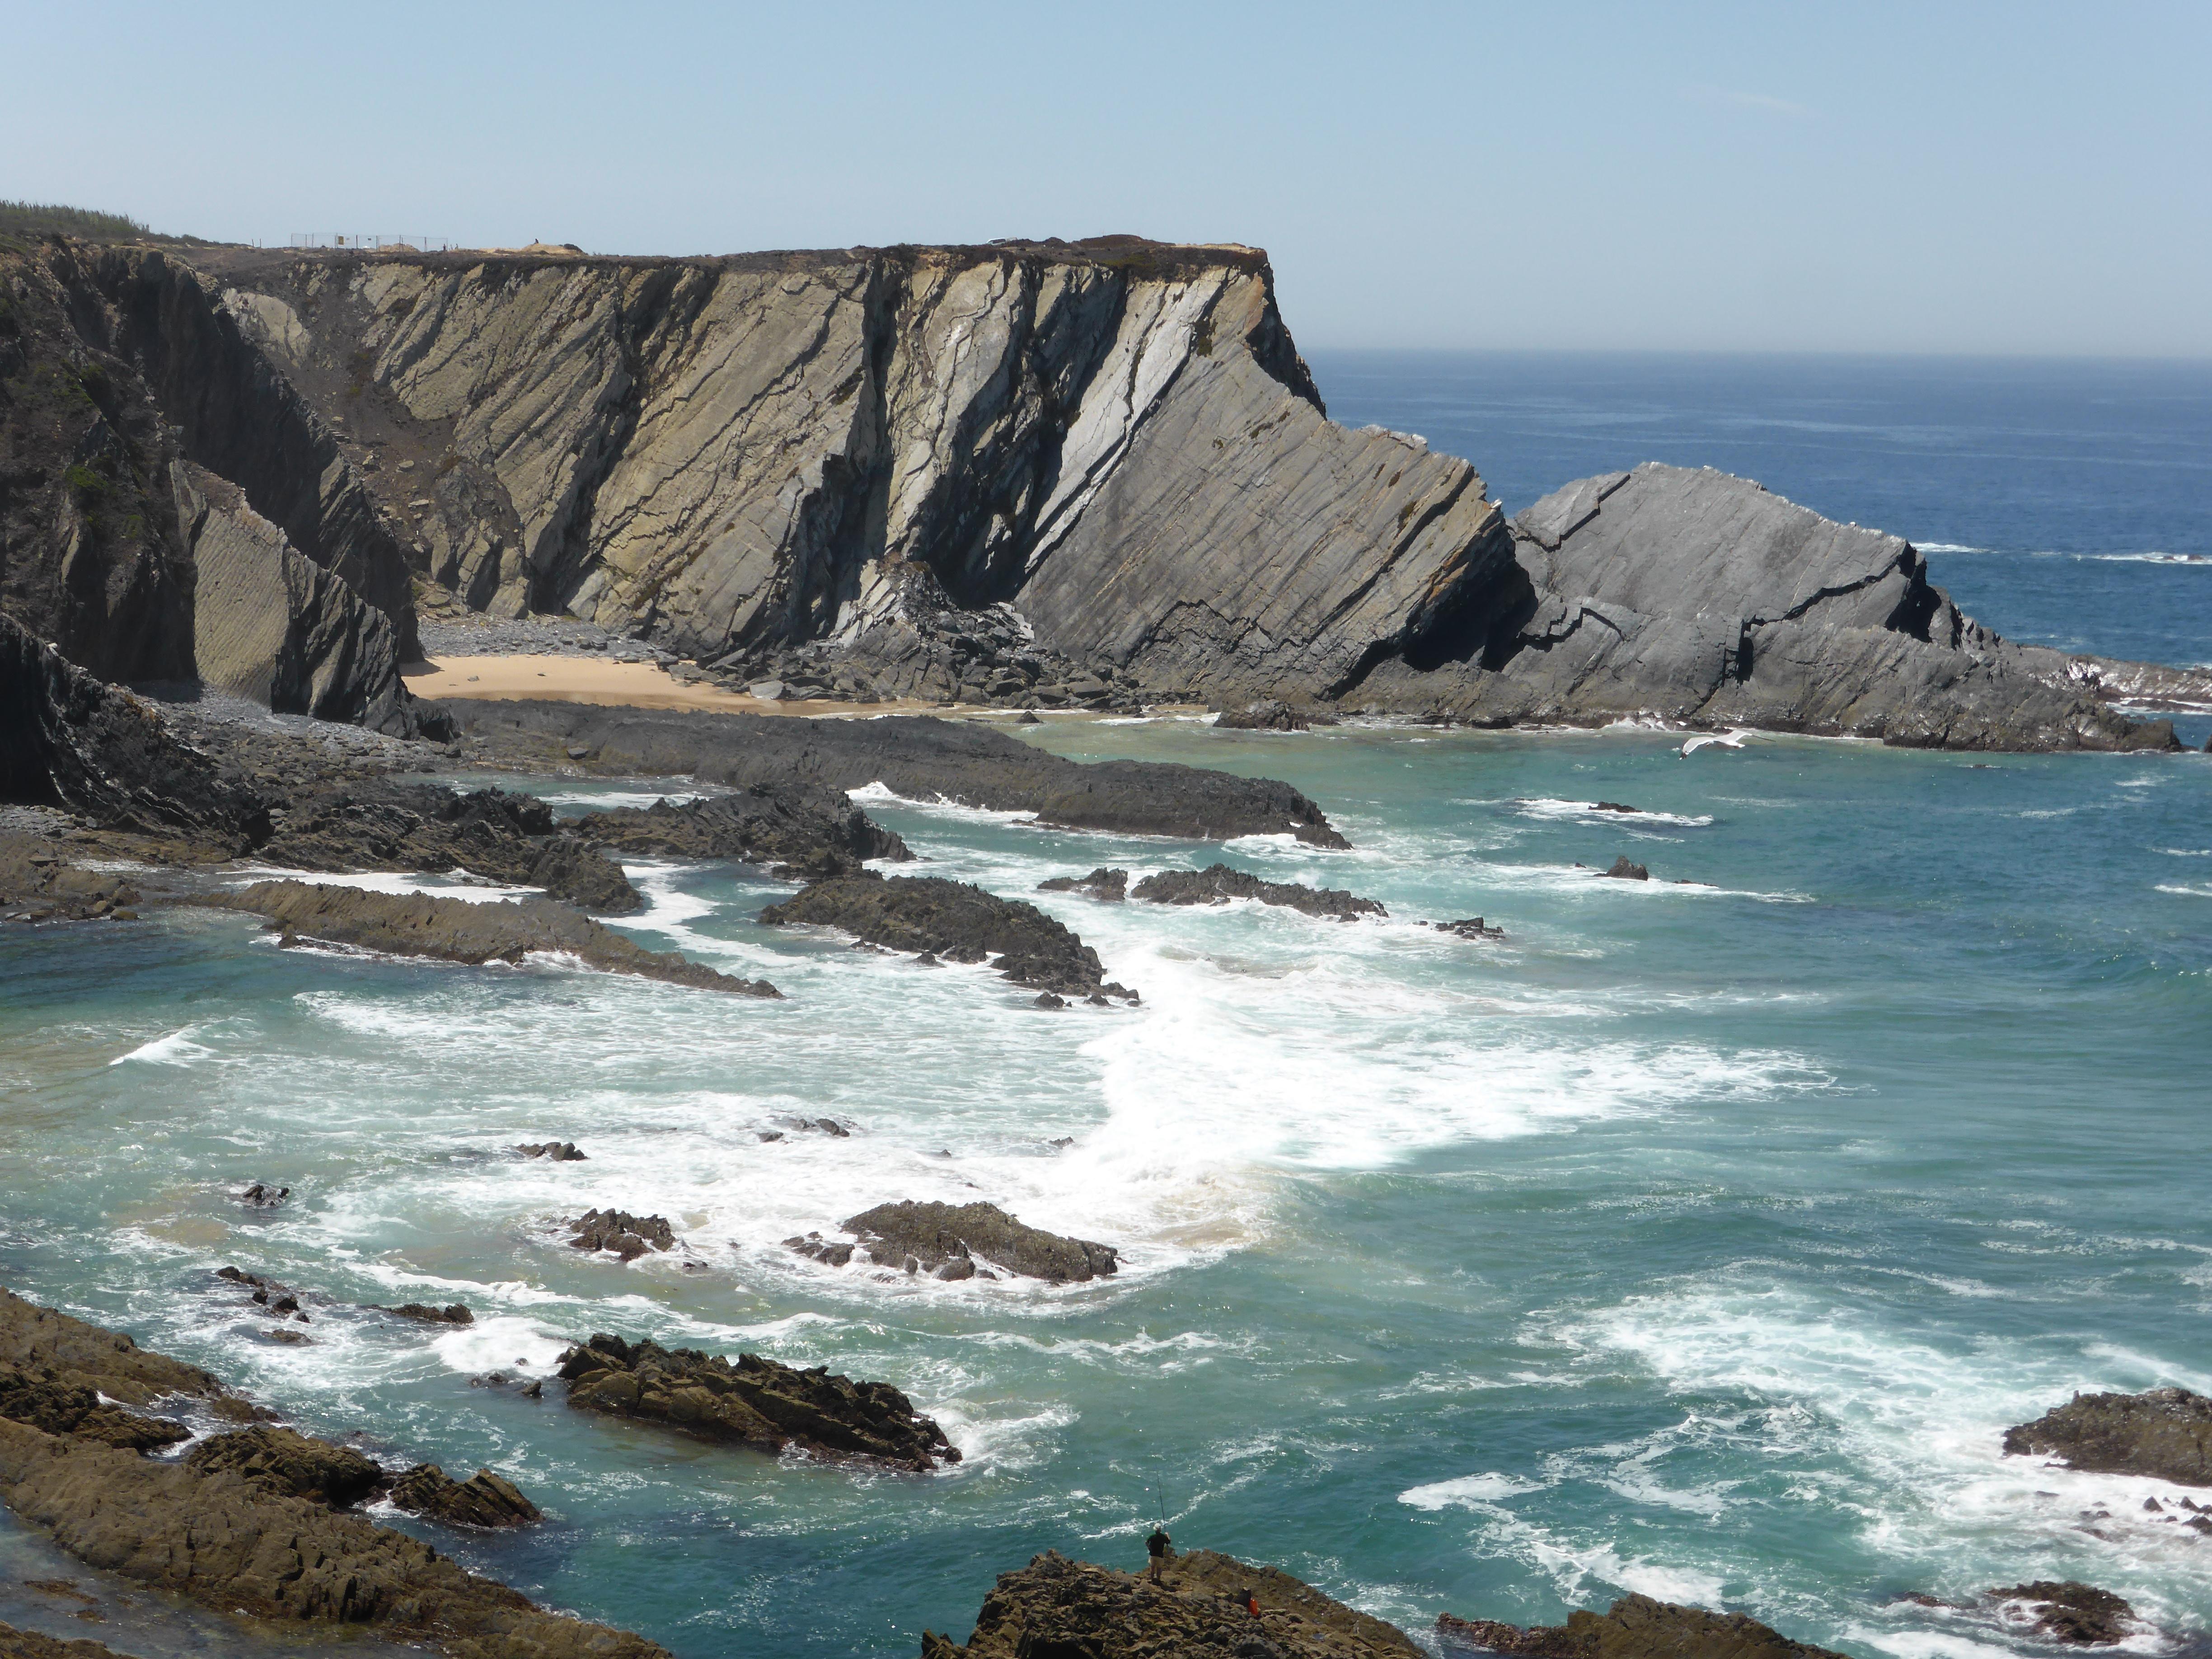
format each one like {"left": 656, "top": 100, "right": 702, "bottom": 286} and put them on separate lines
{"left": 567, "top": 1209, "right": 675, "bottom": 1261}
{"left": 843, "top": 1201, "right": 1118, "bottom": 1283}
{"left": 555, "top": 1332, "right": 958, "bottom": 1470}
{"left": 1037, "top": 867, "right": 1128, "bottom": 900}
{"left": 389, "top": 1463, "right": 542, "bottom": 1530}
{"left": 2003, "top": 1387, "right": 2212, "bottom": 1486}
{"left": 184, "top": 1426, "right": 384, "bottom": 1509}
{"left": 1987, "top": 1584, "right": 2139, "bottom": 1647}
{"left": 922, "top": 1548, "right": 1421, "bottom": 1659}
{"left": 202, "top": 880, "right": 779, "bottom": 996}
{"left": 572, "top": 784, "right": 908, "bottom": 878}
{"left": 1133, "top": 864, "right": 1386, "bottom": 921}
{"left": 1437, "top": 1593, "right": 1848, "bottom": 1659}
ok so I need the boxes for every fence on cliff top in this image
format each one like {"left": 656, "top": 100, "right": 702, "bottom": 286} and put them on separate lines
{"left": 286, "top": 234, "right": 457, "bottom": 252}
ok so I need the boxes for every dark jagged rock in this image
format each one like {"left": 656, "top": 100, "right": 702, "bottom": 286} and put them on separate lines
{"left": 185, "top": 1425, "right": 384, "bottom": 1509}
{"left": 0, "top": 836, "right": 142, "bottom": 924}
{"left": 1132, "top": 863, "right": 1386, "bottom": 921}
{"left": 0, "top": 613, "right": 270, "bottom": 848}
{"left": 385, "top": 1303, "right": 473, "bottom": 1325}
{"left": 1436, "top": 1593, "right": 1848, "bottom": 1659}
{"left": 445, "top": 703, "right": 1351, "bottom": 848}
{"left": 574, "top": 785, "right": 909, "bottom": 879}
{"left": 518, "top": 1140, "right": 586, "bottom": 1161}
{"left": 761, "top": 873, "right": 1130, "bottom": 998}
{"left": 0, "top": 1368, "right": 189, "bottom": 1453}
{"left": 1594, "top": 801, "right": 1640, "bottom": 813}
{"left": 389, "top": 1462, "right": 542, "bottom": 1529}
{"left": 554, "top": 1332, "right": 958, "bottom": 1470}
{"left": 843, "top": 1200, "right": 1117, "bottom": 1283}
{"left": 1987, "top": 1584, "right": 2137, "bottom": 1646}
{"left": 1217, "top": 699, "right": 1313, "bottom": 731}
{"left": 202, "top": 880, "right": 780, "bottom": 996}
{"left": 261, "top": 783, "right": 639, "bottom": 912}
{"left": 1038, "top": 867, "right": 1128, "bottom": 900}
{"left": 1434, "top": 917, "right": 1504, "bottom": 939}
{"left": 922, "top": 1548, "right": 1421, "bottom": 1659}
{"left": 236, "top": 1182, "right": 289, "bottom": 1208}
{"left": 567, "top": 1209, "right": 675, "bottom": 1261}
{"left": 786, "top": 1232, "right": 858, "bottom": 1267}
{"left": 2003, "top": 1387, "right": 2212, "bottom": 1486}
{"left": 0, "top": 1289, "right": 246, "bottom": 1420}
{"left": 1603, "top": 858, "right": 1650, "bottom": 881}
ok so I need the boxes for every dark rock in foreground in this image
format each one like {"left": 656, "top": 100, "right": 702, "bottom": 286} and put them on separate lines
{"left": 445, "top": 703, "right": 1352, "bottom": 848}
{"left": 184, "top": 1425, "right": 384, "bottom": 1509}
{"left": 389, "top": 1462, "right": 542, "bottom": 1529}
{"left": 203, "top": 880, "right": 780, "bottom": 996}
{"left": 0, "top": 1287, "right": 246, "bottom": 1420}
{"left": 1038, "top": 867, "right": 1128, "bottom": 900}
{"left": 923, "top": 1548, "right": 1420, "bottom": 1659}
{"left": 762, "top": 874, "right": 1130, "bottom": 998}
{"left": 555, "top": 1332, "right": 958, "bottom": 1470}
{"left": 2003, "top": 1387, "right": 2212, "bottom": 1486}
{"left": 1133, "top": 863, "right": 1386, "bottom": 921}
{"left": 567, "top": 1209, "right": 676, "bottom": 1261}
{"left": 574, "top": 785, "right": 909, "bottom": 879}
{"left": 1987, "top": 1583, "right": 2138, "bottom": 1647}
{"left": 1438, "top": 1593, "right": 1847, "bottom": 1659}
{"left": 844, "top": 1200, "right": 1118, "bottom": 1283}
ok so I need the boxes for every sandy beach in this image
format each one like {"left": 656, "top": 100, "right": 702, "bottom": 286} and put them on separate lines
{"left": 401, "top": 653, "right": 1072, "bottom": 720}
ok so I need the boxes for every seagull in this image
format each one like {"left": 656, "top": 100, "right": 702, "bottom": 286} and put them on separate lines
{"left": 1679, "top": 730, "right": 1749, "bottom": 759}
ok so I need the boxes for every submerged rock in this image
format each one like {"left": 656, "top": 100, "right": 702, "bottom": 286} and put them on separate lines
{"left": 2003, "top": 1387, "right": 2212, "bottom": 1485}
{"left": 843, "top": 1200, "right": 1117, "bottom": 1283}
{"left": 554, "top": 1332, "right": 958, "bottom": 1470}
{"left": 567, "top": 1209, "right": 675, "bottom": 1261}
{"left": 1437, "top": 1593, "right": 1848, "bottom": 1659}
{"left": 1037, "top": 867, "right": 1128, "bottom": 901}
{"left": 1987, "top": 1583, "right": 2138, "bottom": 1647}
{"left": 923, "top": 1548, "right": 1421, "bottom": 1659}
{"left": 761, "top": 873, "right": 1129, "bottom": 998}
{"left": 1132, "top": 863, "right": 1386, "bottom": 921}
{"left": 203, "top": 880, "right": 780, "bottom": 996}
{"left": 389, "top": 1462, "right": 542, "bottom": 1529}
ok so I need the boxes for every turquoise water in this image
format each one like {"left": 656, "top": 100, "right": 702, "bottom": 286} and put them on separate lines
{"left": 5, "top": 720, "right": 2210, "bottom": 1657}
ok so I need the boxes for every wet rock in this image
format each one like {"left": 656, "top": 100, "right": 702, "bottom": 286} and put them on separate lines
{"left": 843, "top": 1200, "right": 1117, "bottom": 1283}
{"left": 1594, "top": 801, "right": 1640, "bottom": 813}
{"left": 1217, "top": 700, "right": 1313, "bottom": 731}
{"left": 385, "top": 1303, "right": 474, "bottom": 1325}
{"left": 922, "top": 1548, "right": 1421, "bottom": 1659}
{"left": 2003, "top": 1387, "right": 2212, "bottom": 1486}
{"left": 554, "top": 1332, "right": 958, "bottom": 1470}
{"left": 1132, "top": 863, "right": 1386, "bottom": 922}
{"left": 1037, "top": 867, "right": 1128, "bottom": 901}
{"left": 237, "top": 1183, "right": 291, "bottom": 1208}
{"left": 1436, "top": 1593, "right": 1848, "bottom": 1659}
{"left": 1033, "top": 992, "right": 1066, "bottom": 1008}
{"left": 761, "top": 873, "right": 1128, "bottom": 998}
{"left": 1433, "top": 917, "right": 1504, "bottom": 939}
{"left": 567, "top": 1209, "right": 675, "bottom": 1261}
{"left": 785, "top": 1232, "right": 855, "bottom": 1267}
{"left": 1987, "top": 1583, "right": 2138, "bottom": 1646}
{"left": 1602, "top": 858, "right": 1650, "bottom": 881}
{"left": 0, "top": 1617, "right": 149, "bottom": 1658}
{"left": 518, "top": 1140, "right": 587, "bottom": 1160}
{"left": 0, "top": 1368, "right": 190, "bottom": 1453}
{"left": 202, "top": 881, "right": 780, "bottom": 997}
{"left": 573, "top": 785, "right": 909, "bottom": 879}
{"left": 0, "top": 837, "right": 145, "bottom": 925}
{"left": 184, "top": 1426, "right": 385, "bottom": 1509}
{"left": 388, "top": 1462, "right": 542, "bottom": 1529}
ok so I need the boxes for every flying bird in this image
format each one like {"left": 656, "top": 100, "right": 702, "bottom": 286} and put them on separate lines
{"left": 1678, "top": 730, "right": 1750, "bottom": 759}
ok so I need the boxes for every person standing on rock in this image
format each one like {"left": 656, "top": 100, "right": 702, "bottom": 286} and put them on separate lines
{"left": 1146, "top": 1523, "right": 1172, "bottom": 1581}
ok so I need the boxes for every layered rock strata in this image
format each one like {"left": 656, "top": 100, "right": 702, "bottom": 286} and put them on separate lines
{"left": 759, "top": 873, "right": 1129, "bottom": 998}
{"left": 572, "top": 785, "right": 909, "bottom": 877}
{"left": 554, "top": 1332, "right": 958, "bottom": 1470}
{"left": 842, "top": 1200, "right": 1118, "bottom": 1282}
{"left": 388, "top": 1463, "right": 543, "bottom": 1529}
{"left": 1133, "top": 863, "right": 1386, "bottom": 920}
{"left": 1437, "top": 1593, "right": 1848, "bottom": 1659}
{"left": 922, "top": 1549, "right": 1421, "bottom": 1659}
{"left": 2003, "top": 1387, "right": 2212, "bottom": 1485}
{"left": 204, "top": 879, "right": 778, "bottom": 995}
{"left": 446, "top": 701, "right": 1350, "bottom": 846}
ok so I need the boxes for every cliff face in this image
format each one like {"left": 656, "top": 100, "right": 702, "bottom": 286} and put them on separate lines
{"left": 190, "top": 237, "right": 1512, "bottom": 699}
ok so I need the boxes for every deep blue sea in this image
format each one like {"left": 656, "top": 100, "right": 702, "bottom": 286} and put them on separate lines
{"left": 1, "top": 357, "right": 2208, "bottom": 1659}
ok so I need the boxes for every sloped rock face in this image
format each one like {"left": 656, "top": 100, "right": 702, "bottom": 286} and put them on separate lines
{"left": 2003, "top": 1387, "right": 2212, "bottom": 1485}
{"left": 573, "top": 784, "right": 909, "bottom": 877}
{"left": 555, "top": 1332, "right": 958, "bottom": 1470}
{"left": 0, "top": 1369, "right": 188, "bottom": 1452}
{"left": 1437, "top": 1593, "right": 1847, "bottom": 1659}
{"left": 184, "top": 1426, "right": 384, "bottom": 1509}
{"left": 1353, "top": 464, "right": 2187, "bottom": 750}
{"left": 760, "top": 873, "right": 1122, "bottom": 997}
{"left": 923, "top": 1549, "right": 1422, "bottom": 1659}
{"left": 389, "top": 1463, "right": 541, "bottom": 1529}
{"left": 844, "top": 1200, "right": 1117, "bottom": 1282}
{"left": 1132, "top": 863, "right": 1386, "bottom": 921}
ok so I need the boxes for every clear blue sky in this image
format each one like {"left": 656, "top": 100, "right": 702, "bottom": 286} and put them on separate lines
{"left": 8, "top": 1, "right": 2207, "bottom": 355}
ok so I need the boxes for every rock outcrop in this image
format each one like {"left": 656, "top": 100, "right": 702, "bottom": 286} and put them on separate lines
{"left": 1437, "top": 1593, "right": 1848, "bottom": 1659}
{"left": 841, "top": 1200, "right": 1118, "bottom": 1282}
{"left": 2003, "top": 1387, "right": 2212, "bottom": 1485}
{"left": 202, "top": 879, "right": 779, "bottom": 995}
{"left": 1037, "top": 867, "right": 1127, "bottom": 900}
{"left": 1986, "top": 1584, "right": 2139, "bottom": 1647}
{"left": 1352, "top": 464, "right": 2194, "bottom": 750}
{"left": 922, "top": 1549, "right": 1422, "bottom": 1659}
{"left": 566, "top": 1209, "right": 675, "bottom": 1261}
{"left": 0, "top": 835, "right": 143, "bottom": 925}
{"left": 389, "top": 1462, "right": 542, "bottom": 1529}
{"left": 572, "top": 784, "right": 909, "bottom": 878}
{"left": 0, "top": 1620, "right": 149, "bottom": 1659}
{"left": 448, "top": 701, "right": 1350, "bottom": 847}
{"left": 1133, "top": 863, "right": 1386, "bottom": 921}
{"left": 554, "top": 1332, "right": 958, "bottom": 1470}
{"left": 760, "top": 873, "right": 1128, "bottom": 997}
{"left": 183, "top": 1425, "right": 384, "bottom": 1509}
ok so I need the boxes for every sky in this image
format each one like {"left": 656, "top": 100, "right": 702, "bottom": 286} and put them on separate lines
{"left": 6, "top": 0, "right": 2208, "bottom": 356}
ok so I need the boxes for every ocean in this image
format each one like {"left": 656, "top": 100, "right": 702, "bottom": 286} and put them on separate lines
{"left": 3, "top": 354, "right": 2209, "bottom": 1659}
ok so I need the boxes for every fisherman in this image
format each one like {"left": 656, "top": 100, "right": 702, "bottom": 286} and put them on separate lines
{"left": 1145, "top": 1523, "right": 1172, "bottom": 1582}
{"left": 1243, "top": 1589, "right": 1262, "bottom": 1617}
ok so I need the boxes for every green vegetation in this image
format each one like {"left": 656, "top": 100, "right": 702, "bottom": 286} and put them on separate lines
{"left": 0, "top": 201, "right": 150, "bottom": 242}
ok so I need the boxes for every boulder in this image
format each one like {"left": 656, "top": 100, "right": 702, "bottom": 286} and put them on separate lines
{"left": 554, "top": 1332, "right": 958, "bottom": 1470}
{"left": 1217, "top": 700, "right": 1311, "bottom": 731}
{"left": 519, "top": 1140, "right": 587, "bottom": 1161}
{"left": 1987, "top": 1583, "right": 2137, "bottom": 1647}
{"left": 843, "top": 1200, "right": 1117, "bottom": 1283}
{"left": 567, "top": 1209, "right": 675, "bottom": 1261}
{"left": 1037, "top": 867, "right": 1128, "bottom": 900}
{"left": 1603, "top": 858, "right": 1650, "bottom": 881}
{"left": 1436, "top": 1593, "right": 1848, "bottom": 1659}
{"left": 1132, "top": 863, "right": 1386, "bottom": 921}
{"left": 2002, "top": 1387, "right": 2212, "bottom": 1485}
{"left": 388, "top": 1462, "right": 542, "bottom": 1529}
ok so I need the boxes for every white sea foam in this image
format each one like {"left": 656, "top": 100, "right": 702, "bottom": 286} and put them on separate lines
{"left": 110, "top": 1027, "right": 214, "bottom": 1066}
{"left": 1399, "top": 1471, "right": 1547, "bottom": 1509}
{"left": 1506, "top": 797, "right": 1717, "bottom": 829}
{"left": 224, "top": 867, "right": 539, "bottom": 904}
